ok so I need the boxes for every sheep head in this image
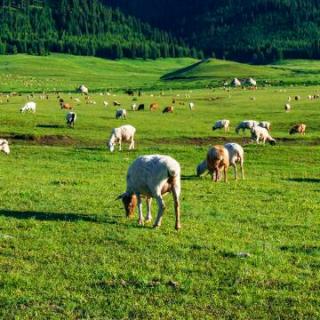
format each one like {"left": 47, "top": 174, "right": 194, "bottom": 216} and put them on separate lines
{"left": 116, "top": 192, "right": 137, "bottom": 218}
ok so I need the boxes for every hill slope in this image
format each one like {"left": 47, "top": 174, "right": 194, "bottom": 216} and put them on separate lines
{"left": 108, "top": 0, "right": 320, "bottom": 63}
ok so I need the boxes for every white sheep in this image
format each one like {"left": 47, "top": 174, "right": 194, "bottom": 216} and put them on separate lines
{"left": 285, "top": 103, "right": 291, "bottom": 112}
{"left": 224, "top": 143, "right": 245, "bottom": 179}
{"left": 189, "top": 102, "right": 195, "bottom": 110}
{"left": 212, "top": 119, "right": 230, "bottom": 132}
{"left": 131, "top": 103, "right": 137, "bottom": 111}
{"left": 79, "top": 84, "right": 88, "bottom": 95}
{"left": 235, "top": 120, "right": 258, "bottom": 134}
{"left": 251, "top": 126, "right": 276, "bottom": 145}
{"left": 116, "top": 154, "right": 181, "bottom": 230}
{"left": 115, "top": 109, "right": 127, "bottom": 119}
{"left": 0, "top": 139, "right": 10, "bottom": 155}
{"left": 258, "top": 121, "right": 271, "bottom": 131}
{"left": 66, "top": 112, "right": 77, "bottom": 128}
{"left": 20, "top": 101, "right": 36, "bottom": 113}
{"left": 197, "top": 143, "right": 244, "bottom": 179}
{"left": 103, "top": 101, "right": 109, "bottom": 107}
{"left": 108, "top": 124, "right": 136, "bottom": 152}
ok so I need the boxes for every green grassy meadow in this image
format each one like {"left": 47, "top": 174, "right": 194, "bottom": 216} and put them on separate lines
{"left": 0, "top": 55, "right": 320, "bottom": 319}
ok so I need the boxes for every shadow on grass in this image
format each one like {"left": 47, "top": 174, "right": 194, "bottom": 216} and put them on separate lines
{"left": 181, "top": 174, "right": 199, "bottom": 181}
{"left": 287, "top": 178, "right": 320, "bottom": 183}
{"left": 0, "top": 209, "right": 98, "bottom": 222}
{"left": 36, "top": 124, "right": 64, "bottom": 129}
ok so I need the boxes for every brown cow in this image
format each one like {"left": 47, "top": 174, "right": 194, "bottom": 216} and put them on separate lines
{"left": 162, "top": 106, "right": 174, "bottom": 113}
{"left": 150, "top": 103, "right": 159, "bottom": 111}
{"left": 289, "top": 123, "right": 306, "bottom": 135}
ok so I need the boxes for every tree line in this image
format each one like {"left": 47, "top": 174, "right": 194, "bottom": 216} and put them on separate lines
{"left": 0, "top": 0, "right": 203, "bottom": 59}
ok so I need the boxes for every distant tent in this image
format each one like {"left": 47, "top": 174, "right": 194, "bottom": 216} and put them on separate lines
{"left": 231, "top": 78, "right": 241, "bottom": 87}
{"left": 246, "top": 78, "right": 257, "bottom": 86}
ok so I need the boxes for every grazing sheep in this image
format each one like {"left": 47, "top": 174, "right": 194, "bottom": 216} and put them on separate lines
{"left": 258, "top": 121, "right": 271, "bottom": 131}
{"left": 189, "top": 102, "right": 195, "bottom": 110}
{"left": 207, "top": 145, "right": 229, "bottom": 182}
{"left": 0, "top": 139, "right": 10, "bottom": 155}
{"left": 196, "top": 159, "right": 208, "bottom": 177}
{"left": 224, "top": 143, "right": 245, "bottom": 180}
{"left": 251, "top": 126, "right": 276, "bottom": 145}
{"left": 66, "top": 112, "right": 77, "bottom": 128}
{"left": 235, "top": 120, "right": 258, "bottom": 134}
{"left": 295, "top": 95, "right": 301, "bottom": 101}
{"left": 288, "top": 96, "right": 292, "bottom": 102}
{"left": 115, "top": 109, "right": 127, "bottom": 119}
{"left": 212, "top": 119, "right": 230, "bottom": 132}
{"left": 60, "top": 101, "right": 73, "bottom": 110}
{"left": 131, "top": 103, "right": 137, "bottom": 111}
{"left": 231, "top": 78, "right": 241, "bottom": 87}
{"left": 197, "top": 143, "right": 244, "bottom": 180}
{"left": 285, "top": 103, "right": 291, "bottom": 112}
{"left": 116, "top": 154, "right": 181, "bottom": 230}
{"left": 74, "top": 98, "right": 81, "bottom": 104}
{"left": 162, "top": 106, "right": 174, "bottom": 113}
{"left": 103, "top": 101, "right": 109, "bottom": 107}
{"left": 79, "top": 85, "right": 89, "bottom": 95}
{"left": 113, "top": 101, "right": 121, "bottom": 107}
{"left": 20, "top": 101, "right": 36, "bottom": 113}
{"left": 137, "top": 104, "right": 145, "bottom": 111}
{"left": 108, "top": 124, "right": 136, "bottom": 152}
{"left": 289, "top": 123, "right": 306, "bottom": 135}
{"left": 150, "top": 103, "right": 159, "bottom": 111}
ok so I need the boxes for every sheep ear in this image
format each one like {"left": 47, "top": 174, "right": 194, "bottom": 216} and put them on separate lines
{"left": 115, "top": 192, "right": 128, "bottom": 200}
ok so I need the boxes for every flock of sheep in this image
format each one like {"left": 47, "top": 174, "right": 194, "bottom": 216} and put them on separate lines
{"left": 0, "top": 84, "right": 311, "bottom": 230}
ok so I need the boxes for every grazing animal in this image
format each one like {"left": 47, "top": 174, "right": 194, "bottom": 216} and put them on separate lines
{"left": 116, "top": 154, "right": 181, "bottom": 230}
{"left": 189, "top": 102, "right": 195, "bottom": 110}
{"left": 60, "top": 101, "right": 73, "bottom": 110}
{"left": 115, "top": 109, "right": 127, "bottom": 119}
{"left": 131, "top": 103, "right": 137, "bottom": 111}
{"left": 251, "top": 126, "right": 276, "bottom": 145}
{"left": 150, "top": 103, "right": 159, "bottom": 111}
{"left": 235, "top": 120, "right": 258, "bottom": 134}
{"left": 285, "top": 103, "right": 291, "bottom": 112}
{"left": 207, "top": 145, "right": 229, "bottom": 182}
{"left": 79, "top": 85, "right": 89, "bottom": 95}
{"left": 289, "top": 123, "right": 306, "bottom": 135}
{"left": 295, "top": 95, "right": 301, "bottom": 101}
{"left": 288, "top": 96, "right": 292, "bottom": 102}
{"left": 113, "top": 101, "right": 121, "bottom": 106}
{"left": 20, "top": 102, "right": 36, "bottom": 113}
{"left": 0, "top": 139, "right": 10, "bottom": 155}
{"left": 224, "top": 143, "right": 245, "bottom": 180}
{"left": 258, "top": 121, "right": 271, "bottom": 131}
{"left": 212, "top": 119, "right": 230, "bottom": 132}
{"left": 66, "top": 112, "right": 77, "bottom": 128}
{"left": 137, "top": 104, "right": 145, "bottom": 111}
{"left": 197, "top": 143, "right": 244, "bottom": 180}
{"left": 108, "top": 124, "right": 136, "bottom": 152}
{"left": 74, "top": 98, "right": 81, "bottom": 104}
{"left": 162, "top": 106, "right": 174, "bottom": 113}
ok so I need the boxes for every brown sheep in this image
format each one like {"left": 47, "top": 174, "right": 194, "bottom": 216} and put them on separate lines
{"left": 150, "top": 103, "right": 159, "bottom": 111}
{"left": 162, "top": 106, "right": 174, "bottom": 113}
{"left": 289, "top": 123, "right": 306, "bottom": 135}
{"left": 206, "top": 145, "right": 229, "bottom": 182}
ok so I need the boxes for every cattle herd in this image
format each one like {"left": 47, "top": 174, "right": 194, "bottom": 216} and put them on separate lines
{"left": 0, "top": 84, "right": 310, "bottom": 230}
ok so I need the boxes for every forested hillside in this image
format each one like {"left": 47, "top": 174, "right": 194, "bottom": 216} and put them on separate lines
{"left": 0, "top": 0, "right": 200, "bottom": 59}
{"left": 108, "top": 0, "right": 320, "bottom": 63}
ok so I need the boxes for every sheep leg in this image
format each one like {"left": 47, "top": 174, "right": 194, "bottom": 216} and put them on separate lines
{"left": 224, "top": 166, "right": 228, "bottom": 182}
{"left": 146, "top": 198, "right": 152, "bottom": 222}
{"left": 232, "top": 163, "right": 237, "bottom": 180}
{"left": 137, "top": 194, "right": 144, "bottom": 225}
{"left": 129, "top": 138, "right": 135, "bottom": 150}
{"left": 172, "top": 187, "right": 181, "bottom": 230}
{"left": 241, "top": 162, "right": 245, "bottom": 180}
{"left": 118, "top": 139, "right": 122, "bottom": 151}
{"left": 153, "top": 196, "right": 165, "bottom": 228}
{"left": 214, "top": 168, "right": 219, "bottom": 182}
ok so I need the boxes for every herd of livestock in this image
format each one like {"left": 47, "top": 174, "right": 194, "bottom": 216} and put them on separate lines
{"left": 0, "top": 84, "right": 310, "bottom": 230}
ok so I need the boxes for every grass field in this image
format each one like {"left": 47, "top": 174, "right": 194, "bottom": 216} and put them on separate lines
{"left": 0, "top": 55, "right": 320, "bottom": 319}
